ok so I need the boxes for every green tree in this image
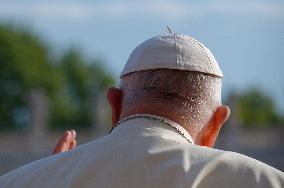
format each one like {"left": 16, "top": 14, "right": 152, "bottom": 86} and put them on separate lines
{"left": 236, "top": 89, "right": 283, "bottom": 127}
{"left": 49, "top": 49, "right": 114, "bottom": 130}
{"left": 0, "top": 25, "right": 114, "bottom": 131}
{"left": 0, "top": 25, "right": 60, "bottom": 130}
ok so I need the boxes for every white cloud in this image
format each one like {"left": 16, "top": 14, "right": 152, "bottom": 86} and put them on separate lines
{"left": 0, "top": 1, "right": 283, "bottom": 22}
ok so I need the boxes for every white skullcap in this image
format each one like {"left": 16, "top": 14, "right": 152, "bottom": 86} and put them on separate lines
{"left": 120, "top": 27, "right": 223, "bottom": 78}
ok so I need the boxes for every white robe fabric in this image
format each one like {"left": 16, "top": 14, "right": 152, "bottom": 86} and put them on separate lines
{"left": 1, "top": 115, "right": 284, "bottom": 188}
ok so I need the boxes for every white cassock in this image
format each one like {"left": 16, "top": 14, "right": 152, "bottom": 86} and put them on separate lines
{"left": 0, "top": 114, "right": 283, "bottom": 188}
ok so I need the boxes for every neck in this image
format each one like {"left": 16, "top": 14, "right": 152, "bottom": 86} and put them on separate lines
{"left": 116, "top": 114, "right": 194, "bottom": 144}
{"left": 120, "top": 104, "right": 198, "bottom": 141}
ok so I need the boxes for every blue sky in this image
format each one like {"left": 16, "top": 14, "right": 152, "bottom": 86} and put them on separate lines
{"left": 0, "top": 0, "right": 284, "bottom": 111}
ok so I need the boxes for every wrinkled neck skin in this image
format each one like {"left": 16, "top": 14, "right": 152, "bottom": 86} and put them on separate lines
{"left": 120, "top": 99, "right": 199, "bottom": 141}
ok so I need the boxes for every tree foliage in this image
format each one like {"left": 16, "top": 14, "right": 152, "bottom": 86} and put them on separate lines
{"left": 236, "top": 89, "right": 283, "bottom": 127}
{"left": 0, "top": 25, "right": 114, "bottom": 131}
{"left": 49, "top": 50, "right": 114, "bottom": 130}
{"left": 0, "top": 25, "right": 58, "bottom": 130}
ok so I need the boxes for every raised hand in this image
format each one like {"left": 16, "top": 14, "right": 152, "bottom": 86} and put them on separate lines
{"left": 52, "top": 130, "right": 77, "bottom": 155}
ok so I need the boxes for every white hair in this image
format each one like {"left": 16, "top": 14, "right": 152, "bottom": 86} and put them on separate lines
{"left": 120, "top": 69, "right": 222, "bottom": 132}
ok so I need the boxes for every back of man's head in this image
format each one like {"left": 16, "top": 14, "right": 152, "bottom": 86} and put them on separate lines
{"left": 120, "top": 69, "right": 222, "bottom": 138}
{"left": 107, "top": 30, "right": 230, "bottom": 146}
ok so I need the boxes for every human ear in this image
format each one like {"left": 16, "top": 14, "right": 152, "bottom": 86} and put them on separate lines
{"left": 196, "top": 105, "right": 230, "bottom": 147}
{"left": 107, "top": 87, "right": 123, "bottom": 127}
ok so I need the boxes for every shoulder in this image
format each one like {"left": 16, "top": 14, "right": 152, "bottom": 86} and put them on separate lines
{"left": 0, "top": 138, "right": 104, "bottom": 187}
{"left": 187, "top": 145, "right": 284, "bottom": 188}
{"left": 213, "top": 150, "right": 283, "bottom": 176}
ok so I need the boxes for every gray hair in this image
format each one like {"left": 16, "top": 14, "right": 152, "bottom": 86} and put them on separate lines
{"left": 120, "top": 69, "right": 222, "bottom": 132}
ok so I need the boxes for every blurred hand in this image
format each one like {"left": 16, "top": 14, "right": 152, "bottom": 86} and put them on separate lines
{"left": 52, "top": 130, "right": 77, "bottom": 155}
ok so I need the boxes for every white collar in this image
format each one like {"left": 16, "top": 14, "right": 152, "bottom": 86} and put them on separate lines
{"left": 116, "top": 114, "right": 194, "bottom": 144}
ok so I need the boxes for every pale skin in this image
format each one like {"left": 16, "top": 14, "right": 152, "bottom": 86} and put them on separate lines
{"left": 53, "top": 86, "right": 230, "bottom": 154}
{"left": 52, "top": 130, "right": 77, "bottom": 154}
{"left": 107, "top": 87, "right": 230, "bottom": 147}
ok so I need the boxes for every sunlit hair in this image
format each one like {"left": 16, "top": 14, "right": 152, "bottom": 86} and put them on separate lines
{"left": 120, "top": 69, "right": 222, "bottom": 132}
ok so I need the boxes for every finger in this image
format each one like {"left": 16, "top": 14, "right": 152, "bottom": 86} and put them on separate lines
{"left": 52, "top": 131, "right": 71, "bottom": 154}
{"left": 64, "top": 131, "right": 72, "bottom": 150}
{"left": 68, "top": 130, "right": 77, "bottom": 150}
{"left": 69, "top": 140, "right": 77, "bottom": 150}
{"left": 52, "top": 132, "right": 68, "bottom": 154}
{"left": 70, "top": 130, "right": 76, "bottom": 139}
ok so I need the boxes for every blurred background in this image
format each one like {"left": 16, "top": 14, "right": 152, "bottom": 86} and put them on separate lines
{"left": 0, "top": 0, "right": 283, "bottom": 175}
